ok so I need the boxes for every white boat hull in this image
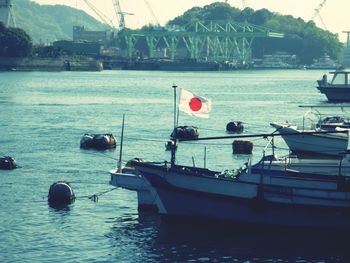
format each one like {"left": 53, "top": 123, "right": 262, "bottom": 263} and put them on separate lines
{"left": 271, "top": 122, "right": 347, "bottom": 156}
{"left": 109, "top": 169, "right": 157, "bottom": 211}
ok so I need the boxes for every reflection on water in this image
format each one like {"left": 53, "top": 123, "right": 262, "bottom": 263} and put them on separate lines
{"left": 107, "top": 212, "right": 350, "bottom": 262}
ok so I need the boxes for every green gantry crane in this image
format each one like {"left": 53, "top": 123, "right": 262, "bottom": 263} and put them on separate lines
{"left": 121, "top": 21, "right": 284, "bottom": 65}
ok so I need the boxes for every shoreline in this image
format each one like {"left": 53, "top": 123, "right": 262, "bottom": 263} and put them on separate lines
{"left": 0, "top": 56, "right": 103, "bottom": 72}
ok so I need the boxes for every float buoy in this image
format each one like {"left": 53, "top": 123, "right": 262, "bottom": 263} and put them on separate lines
{"left": 48, "top": 181, "right": 75, "bottom": 207}
{"left": 0, "top": 156, "right": 17, "bottom": 170}
{"left": 171, "top": 126, "right": 199, "bottom": 140}
{"left": 80, "top": 134, "right": 95, "bottom": 148}
{"left": 232, "top": 140, "right": 253, "bottom": 154}
{"left": 226, "top": 121, "right": 244, "bottom": 133}
{"left": 80, "top": 133, "right": 117, "bottom": 150}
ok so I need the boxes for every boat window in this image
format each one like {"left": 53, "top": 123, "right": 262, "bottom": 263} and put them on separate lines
{"left": 331, "top": 73, "right": 346, "bottom": 85}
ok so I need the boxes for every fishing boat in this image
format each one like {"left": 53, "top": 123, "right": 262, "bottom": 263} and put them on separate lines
{"left": 114, "top": 86, "right": 350, "bottom": 229}
{"left": 271, "top": 107, "right": 350, "bottom": 156}
{"left": 132, "top": 132, "right": 350, "bottom": 230}
{"left": 316, "top": 70, "right": 350, "bottom": 102}
{"left": 271, "top": 122, "right": 347, "bottom": 156}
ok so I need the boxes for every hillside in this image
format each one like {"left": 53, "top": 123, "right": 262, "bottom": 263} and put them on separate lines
{"left": 167, "top": 2, "right": 342, "bottom": 64}
{"left": 12, "top": 0, "right": 109, "bottom": 43}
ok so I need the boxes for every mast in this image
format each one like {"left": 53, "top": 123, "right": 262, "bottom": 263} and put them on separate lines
{"left": 171, "top": 84, "right": 177, "bottom": 166}
{"left": 117, "top": 114, "right": 125, "bottom": 173}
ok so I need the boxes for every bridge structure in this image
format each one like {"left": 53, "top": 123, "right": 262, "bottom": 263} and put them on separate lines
{"left": 0, "top": 0, "right": 16, "bottom": 27}
{"left": 121, "top": 21, "right": 284, "bottom": 64}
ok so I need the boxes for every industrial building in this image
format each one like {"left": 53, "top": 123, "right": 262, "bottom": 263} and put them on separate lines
{"left": 73, "top": 26, "right": 111, "bottom": 43}
{"left": 53, "top": 40, "right": 101, "bottom": 56}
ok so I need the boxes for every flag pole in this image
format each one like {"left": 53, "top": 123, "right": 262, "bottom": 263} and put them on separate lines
{"left": 171, "top": 84, "right": 178, "bottom": 166}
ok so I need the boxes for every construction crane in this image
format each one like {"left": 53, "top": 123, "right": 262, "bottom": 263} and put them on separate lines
{"left": 144, "top": 0, "right": 160, "bottom": 26}
{"left": 311, "top": 0, "right": 327, "bottom": 30}
{"left": 112, "top": 0, "right": 133, "bottom": 30}
{"left": 83, "top": 0, "right": 114, "bottom": 28}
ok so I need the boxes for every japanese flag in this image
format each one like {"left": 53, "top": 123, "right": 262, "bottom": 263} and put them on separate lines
{"left": 179, "top": 89, "right": 212, "bottom": 118}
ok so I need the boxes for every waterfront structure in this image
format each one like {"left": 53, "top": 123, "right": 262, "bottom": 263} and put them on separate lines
{"left": 254, "top": 52, "right": 298, "bottom": 69}
{"left": 73, "top": 26, "right": 110, "bottom": 43}
{"left": 53, "top": 40, "right": 102, "bottom": 56}
{"left": 0, "top": 0, "right": 15, "bottom": 27}
{"left": 307, "top": 54, "right": 341, "bottom": 70}
{"left": 120, "top": 21, "right": 284, "bottom": 66}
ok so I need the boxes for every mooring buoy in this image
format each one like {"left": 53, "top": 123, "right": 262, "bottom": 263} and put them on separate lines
{"left": 0, "top": 156, "right": 17, "bottom": 170}
{"left": 226, "top": 121, "right": 244, "bottom": 133}
{"left": 48, "top": 181, "right": 75, "bottom": 207}
{"left": 232, "top": 140, "right": 253, "bottom": 154}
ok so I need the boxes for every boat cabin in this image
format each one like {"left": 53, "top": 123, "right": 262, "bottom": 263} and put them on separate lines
{"left": 319, "top": 71, "right": 350, "bottom": 87}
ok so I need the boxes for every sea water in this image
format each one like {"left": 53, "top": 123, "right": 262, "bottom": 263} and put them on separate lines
{"left": 0, "top": 69, "right": 349, "bottom": 262}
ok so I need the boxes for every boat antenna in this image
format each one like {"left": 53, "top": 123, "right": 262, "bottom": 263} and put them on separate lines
{"left": 171, "top": 84, "right": 178, "bottom": 166}
{"left": 172, "top": 84, "right": 177, "bottom": 129}
{"left": 117, "top": 114, "right": 125, "bottom": 173}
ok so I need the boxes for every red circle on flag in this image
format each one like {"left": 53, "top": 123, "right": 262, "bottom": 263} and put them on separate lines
{"left": 189, "top": 97, "right": 202, "bottom": 112}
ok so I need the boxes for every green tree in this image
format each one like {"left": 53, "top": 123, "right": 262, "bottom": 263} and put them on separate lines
{"left": 0, "top": 22, "right": 33, "bottom": 57}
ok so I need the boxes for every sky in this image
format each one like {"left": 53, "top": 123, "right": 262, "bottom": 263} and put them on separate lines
{"left": 33, "top": 0, "right": 350, "bottom": 42}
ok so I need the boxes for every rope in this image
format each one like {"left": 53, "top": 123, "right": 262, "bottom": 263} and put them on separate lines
{"left": 123, "top": 136, "right": 168, "bottom": 143}
{"left": 76, "top": 187, "right": 118, "bottom": 202}
{"left": 78, "top": 150, "right": 119, "bottom": 160}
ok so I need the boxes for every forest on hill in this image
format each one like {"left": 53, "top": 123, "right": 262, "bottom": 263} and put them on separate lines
{"left": 12, "top": 0, "right": 109, "bottom": 43}
{"left": 166, "top": 2, "right": 342, "bottom": 64}
{"left": 0, "top": 22, "right": 32, "bottom": 57}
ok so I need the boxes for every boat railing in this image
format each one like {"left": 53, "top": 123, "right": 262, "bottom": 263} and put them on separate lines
{"left": 302, "top": 108, "right": 322, "bottom": 131}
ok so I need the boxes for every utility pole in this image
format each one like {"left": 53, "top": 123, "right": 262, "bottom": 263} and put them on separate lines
{"left": 344, "top": 31, "right": 350, "bottom": 48}
{"left": 342, "top": 31, "right": 350, "bottom": 67}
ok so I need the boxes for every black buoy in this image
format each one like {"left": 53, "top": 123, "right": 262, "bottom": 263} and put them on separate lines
{"left": 170, "top": 126, "right": 199, "bottom": 139}
{"left": 232, "top": 140, "right": 253, "bottom": 154}
{"left": 48, "top": 181, "right": 75, "bottom": 208}
{"left": 226, "top": 121, "right": 244, "bottom": 133}
{"left": 93, "top": 134, "right": 117, "bottom": 149}
{"left": 80, "top": 133, "right": 117, "bottom": 150}
{"left": 80, "top": 134, "right": 95, "bottom": 149}
{"left": 0, "top": 156, "right": 17, "bottom": 170}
